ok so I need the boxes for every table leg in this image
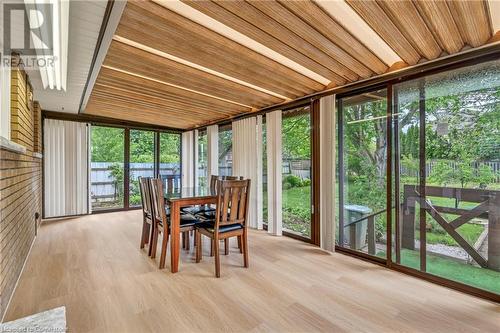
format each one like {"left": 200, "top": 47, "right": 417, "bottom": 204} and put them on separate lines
{"left": 170, "top": 202, "right": 181, "bottom": 273}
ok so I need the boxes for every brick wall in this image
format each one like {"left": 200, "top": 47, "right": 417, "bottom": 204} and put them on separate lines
{"left": 0, "top": 61, "right": 42, "bottom": 318}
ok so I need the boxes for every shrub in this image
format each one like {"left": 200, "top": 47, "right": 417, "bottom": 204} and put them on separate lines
{"left": 283, "top": 175, "right": 303, "bottom": 188}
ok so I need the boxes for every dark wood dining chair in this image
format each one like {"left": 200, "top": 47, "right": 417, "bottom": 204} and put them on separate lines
{"left": 139, "top": 177, "right": 155, "bottom": 256}
{"left": 195, "top": 179, "right": 250, "bottom": 277}
{"left": 194, "top": 175, "right": 245, "bottom": 255}
{"left": 150, "top": 178, "right": 199, "bottom": 269}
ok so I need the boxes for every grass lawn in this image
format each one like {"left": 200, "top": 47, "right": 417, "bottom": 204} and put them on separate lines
{"left": 378, "top": 249, "right": 500, "bottom": 294}
{"left": 277, "top": 186, "right": 486, "bottom": 245}
{"left": 275, "top": 184, "right": 500, "bottom": 295}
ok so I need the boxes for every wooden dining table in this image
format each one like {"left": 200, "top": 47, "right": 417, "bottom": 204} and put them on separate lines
{"left": 164, "top": 187, "right": 216, "bottom": 273}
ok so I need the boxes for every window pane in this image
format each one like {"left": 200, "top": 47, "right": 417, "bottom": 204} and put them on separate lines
{"left": 159, "top": 132, "right": 181, "bottom": 189}
{"left": 394, "top": 59, "right": 500, "bottom": 295}
{"left": 90, "top": 126, "right": 124, "bottom": 211}
{"left": 129, "top": 130, "right": 155, "bottom": 207}
{"left": 198, "top": 129, "right": 208, "bottom": 188}
{"left": 218, "top": 125, "right": 232, "bottom": 176}
{"left": 338, "top": 89, "right": 388, "bottom": 258}
{"left": 282, "top": 106, "right": 312, "bottom": 238}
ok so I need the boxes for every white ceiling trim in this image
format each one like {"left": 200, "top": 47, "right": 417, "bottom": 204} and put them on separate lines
{"left": 113, "top": 36, "right": 289, "bottom": 101}
{"left": 79, "top": 0, "right": 126, "bottom": 113}
{"left": 101, "top": 64, "right": 254, "bottom": 109}
{"left": 152, "top": 0, "right": 330, "bottom": 86}
{"left": 488, "top": 0, "right": 500, "bottom": 32}
{"left": 315, "top": 0, "right": 402, "bottom": 66}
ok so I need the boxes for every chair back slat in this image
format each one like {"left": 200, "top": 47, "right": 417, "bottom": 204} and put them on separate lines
{"left": 229, "top": 187, "right": 240, "bottom": 222}
{"left": 139, "top": 177, "right": 153, "bottom": 216}
{"left": 238, "top": 188, "right": 247, "bottom": 221}
{"left": 221, "top": 186, "right": 230, "bottom": 223}
{"left": 210, "top": 175, "right": 244, "bottom": 193}
{"left": 163, "top": 175, "right": 180, "bottom": 193}
{"left": 215, "top": 179, "right": 250, "bottom": 227}
{"left": 150, "top": 178, "right": 168, "bottom": 225}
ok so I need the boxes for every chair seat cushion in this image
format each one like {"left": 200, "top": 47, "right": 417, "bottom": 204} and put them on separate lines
{"left": 197, "top": 221, "right": 243, "bottom": 233}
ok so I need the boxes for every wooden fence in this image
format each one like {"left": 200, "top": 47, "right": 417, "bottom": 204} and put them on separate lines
{"left": 401, "top": 160, "right": 500, "bottom": 183}
{"left": 90, "top": 162, "right": 180, "bottom": 201}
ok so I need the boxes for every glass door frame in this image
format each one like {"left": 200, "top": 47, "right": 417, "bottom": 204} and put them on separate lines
{"left": 90, "top": 124, "right": 182, "bottom": 214}
{"left": 278, "top": 100, "right": 321, "bottom": 246}
{"left": 336, "top": 84, "right": 391, "bottom": 264}
{"left": 334, "top": 56, "right": 500, "bottom": 303}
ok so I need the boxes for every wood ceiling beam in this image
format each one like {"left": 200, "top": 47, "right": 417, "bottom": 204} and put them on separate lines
{"left": 116, "top": 1, "right": 325, "bottom": 99}
{"left": 93, "top": 81, "right": 245, "bottom": 116}
{"left": 346, "top": 0, "right": 421, "bottom": 65}
{"left": 413, "top": 0, "right": 464, "bottom": 54}
{"left": 103, "top": 40, "right": 282, "bottom": 108}
{"left": 93, "top": 78, "right": 245, "bottom": 113}
{"left": 90, "top": 85, "right": 244, "bottom": 119}
{"left": 87, "top": 93, "right": 233, "bottom": 127}
{"left": 375, "top": 0, "right": 442, "bottom": 60}
{"left": 85, "top": 98, "right": 198, "bottom": 129}
{"left": 247, "top": 0, "right": 369, "bottom": 80}
{"left": 181, "top": 0, "right": 342, "bottom": 84}
{"left": 95, "top": 66, "right": 250, "bottom": 113}
{"left": 192, "top": 0, "right": 348, "bottom": 86}
{"left": 278, "top": 0, "right": 387, "bottom": 75}
{"left": 447, "top": 0, "right": 492, "bottom": 48}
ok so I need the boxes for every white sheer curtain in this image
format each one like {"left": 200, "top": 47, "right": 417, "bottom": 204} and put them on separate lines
{"left": 193, "top": 129, "right": 199, "bottom": 188}
{"left": 320, "top": 95, "right": 336, "bottom": 251}
{"left": 207, "top": 125, "right": 219, "bottom": 183}
{"left": 44, "top": 119, "right": 89, "bottom": 218}
{"left": 232, "top": 117, "right": 263, "bottom": 229}
{"left": 256, "top": 115, "right": 263, "bottom": 229}
{"left": 181, "top": 131, "right": 195, "bottom": 188}
{"left": 266, "top": 111, "right": 282, "bottom": 236}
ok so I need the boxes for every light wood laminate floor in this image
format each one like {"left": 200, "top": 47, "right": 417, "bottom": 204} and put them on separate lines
{"left": 4, "top": 211, "right": 500, "bottom": 332}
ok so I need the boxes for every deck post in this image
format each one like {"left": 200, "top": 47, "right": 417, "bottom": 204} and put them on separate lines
{"left": 402, "top": 185, "right": 416, "bottom": 250}
{"left": 488, "top": 192, "right": 500, "bottom": 271}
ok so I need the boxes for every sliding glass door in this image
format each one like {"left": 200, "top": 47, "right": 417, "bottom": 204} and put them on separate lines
{"left": 159, "top": 132, "right": 181, "bottom": 189}
{"left": 282, "top": 105, "right": 313, "bottom": 239}
{"left": 393, "top": 59, "right": 500, "bottom": 295}
{"left": 90, "top": 127, "right": 181, "bottom": 212}
{"left": 337, "top": 89, "right": 388, "bottom": 258}
{"left": 197, "top": 129, "right": 208, "bottom": 188}
{"left": 90, "top": 126, "right": 125, "bottom": 211}
{"left": 129, "top": 130, "right": 155, "bottom": 207}
{"left": 218, "top": 124, "right": 233, "bottom": 176}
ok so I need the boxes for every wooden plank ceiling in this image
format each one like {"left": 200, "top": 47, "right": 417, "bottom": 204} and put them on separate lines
{"left": 85, "top": 0, "right": 497, "bottom": 129}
